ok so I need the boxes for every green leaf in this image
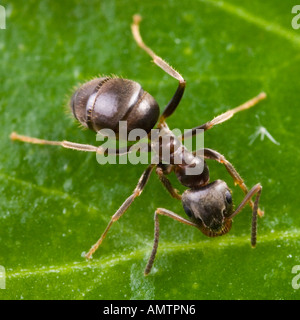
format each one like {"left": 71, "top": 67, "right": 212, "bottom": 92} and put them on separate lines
{"left": 0, "top": 0, "right": 300, "bottom": 300}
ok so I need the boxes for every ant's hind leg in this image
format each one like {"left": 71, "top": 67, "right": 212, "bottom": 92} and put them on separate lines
{"left": 85, "top": 164, "right": 155, "bottom": 259}
{"left": 131, "top": 15, "right": 186, "bottom": 124}
{"left": 10, "top": 131, "right": 134, "bottom": 155}
{"left": 10, "top": 132, "right": 105, "bottom": 153}
{"left": 144, "top": 208, "right": 198, "bottom": 275}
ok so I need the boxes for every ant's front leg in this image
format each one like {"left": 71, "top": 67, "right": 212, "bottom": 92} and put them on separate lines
{"left": 229, "top": 183, "right": 262, "bottom": 247}
{"left": 155, "top": 166, "right": 182, "bottom": 200}
{"left": 144, "top": 208, "right": 198, "bottom": 275}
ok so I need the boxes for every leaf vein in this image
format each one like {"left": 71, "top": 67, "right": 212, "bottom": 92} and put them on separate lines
{"left": 200, "top": 0, "right": 300, "bottom": 46}
{"left": 6, "top": 228, "right": 300, "bottom": 280}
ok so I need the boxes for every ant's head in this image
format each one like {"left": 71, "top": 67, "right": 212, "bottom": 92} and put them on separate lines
{"left": 181, "top": 180, "right": 233, "bottom": 236}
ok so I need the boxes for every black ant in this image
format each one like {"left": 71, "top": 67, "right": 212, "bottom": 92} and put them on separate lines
{"left": 11, "top": 14, "right": 266, "bottom": 275}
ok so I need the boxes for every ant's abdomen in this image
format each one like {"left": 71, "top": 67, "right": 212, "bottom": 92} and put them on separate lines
{"left": 70, "top": 77, "right": 160, "bottom": 135}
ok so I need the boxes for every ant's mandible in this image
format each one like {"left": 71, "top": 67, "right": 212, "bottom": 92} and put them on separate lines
{"left": 11, "top": 14, "right": 266, "bottom": 275}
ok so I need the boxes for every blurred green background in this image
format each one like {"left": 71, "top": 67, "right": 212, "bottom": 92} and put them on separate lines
{"left": 0, "top": 0, "right": 300, "bottom": 299}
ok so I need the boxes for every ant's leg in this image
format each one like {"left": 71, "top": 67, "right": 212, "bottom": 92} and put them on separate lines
{"left": 229, "top": 183, "right": 262, "bottom": 247}
{"left": 10, "top": 132, "right": 132, "bottom": 155}
{"left": 144, "top": 208, "right": 198, "bottom": 275}
{"left": 182, "top": 92, "right": 266, "bottom": 140}
{"left": 155, "top": 166, "right": 181, "bottom": 200}
{"left": 85, "top": 164, "right": 154, "bottom": 259}
{"left": 198, "top": 148, "right": 264, "bottom": 217}
{"left": 131, "top": 15, "right": 186, "bottom": 124}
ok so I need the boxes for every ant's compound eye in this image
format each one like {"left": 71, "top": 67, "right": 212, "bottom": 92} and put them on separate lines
{"left": 225, "top": 190, "right": 232, "bottom": 204}
{"left": 182, "top": 202, "right": 193, "bottom": 218}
